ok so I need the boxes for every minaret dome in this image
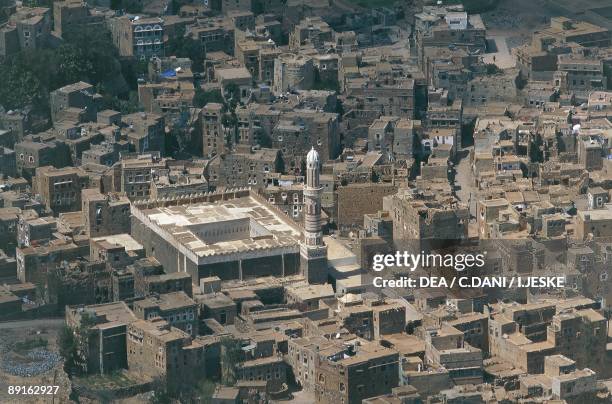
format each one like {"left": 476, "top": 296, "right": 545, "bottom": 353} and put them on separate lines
{"left": 306, "top": 147, "right": 320, "bottom": 167}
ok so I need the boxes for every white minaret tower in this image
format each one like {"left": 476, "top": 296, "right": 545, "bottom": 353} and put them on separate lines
{"left": 300, "top": 147, "right": 328, "bottom": 284}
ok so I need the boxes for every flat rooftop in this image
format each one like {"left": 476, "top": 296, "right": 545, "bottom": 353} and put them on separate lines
{"left": 131, "top": 318, "right": 191, "bottom": 343}
{"left": 286, "top": 283, "right": 334, "bottom": 301}
{"left": 77, "top": 301, "right": 137, "bottom": 329}
{"left": 336, "top": 340, "right": 397, "bottom": 366}
{"left": 92, "top": 233, "right": 143, "bottom": 252}
{"left": 197, "top": 292, "right": 235, "bottom": 309}
{"left": 577, "top": 208, "right": 612, "bottom": 221}
{"left": 135, "top": 291, "right": 196, "bottom": 311}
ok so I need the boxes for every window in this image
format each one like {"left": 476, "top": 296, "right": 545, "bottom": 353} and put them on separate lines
{"left": 95, "top": 207, "right": 103, "bottom": 225}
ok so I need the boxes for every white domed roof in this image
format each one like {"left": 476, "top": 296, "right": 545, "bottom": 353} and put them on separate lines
{"left": 306, "top": 147, "right": 320, "bottom": 165}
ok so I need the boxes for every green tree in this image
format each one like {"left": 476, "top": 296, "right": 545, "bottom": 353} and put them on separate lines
{"left": 220, "top": 337, "right": 243, "bottom": 386}
{"left": 0, "top": 62, "right": 46, "bottom": 110}
{"left": 312, "top": 69, "right": 339, "bottom": 92}
{"left": 485, "top": 63, "right": 501, "bottom": 75}
{"left": 181, "top": 379, "right": 216, "bottom": 403}
{"left": 59, "top": 326, "right": 80, "bottom": 376}
{"left": 223, "top": 83, "right": 241, "bottom": 110}
{"left": 335, "top": 99, "right": 344, "bottom": 116}
{"left": 529, "top": 134, "right": 544, "bottom": 164}
{"left": 371, "top": 170, "right": 380, "bottom": 183}
{"left": 59, "top": 314, "right": 96, "bottom": 376}
{"left": 99, "top": 90, "right": 141, "bottom": 115}
{"left": 121, "top": 59, "right": 149, "bottom": 91}
{"left": 256, "top": 129, "right": 272, "bottom": 148}
{"left": 275, "top": 151, "right": 285, "bottom": 173}
{"left": 604, "top": 63, "right": 612, "bottom": 90}
{"left": 166, "top": 26, "right": 204, "bottom": 72}
{"left": 515, "top": 71, "right": 528, "bottom": 90}
{"left": 196, "top": 379, "right": 216, "bottom": 403}
{"left": 221, "top": 112, "right": 239, "bottom": 148}
{"left": 252, "top": 0, "right": 265, "bottom": 14}
{"left": 194, "top": 88, "right": 224, "bottom": 108}
{"left": 62, "top": 26, "right": 122, "bottom": 86}
{"left": 55, "top": 45, "right": 94, "bottom": 83}
{"left": 123, "top": 0, "right": 144, "bottom": 13}
{"left": 165, "top": 127, "right": 183, "bottom": 157}
{"left": 0, "top": 18, "right": 149, "bottom": 124}
{"left": 149, "top": 378, "right": 172, "bottom": 404}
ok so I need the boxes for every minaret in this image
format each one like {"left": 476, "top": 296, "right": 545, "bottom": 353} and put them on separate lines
{"left": 300, "top": 147, "right": 328, "bottom": 284}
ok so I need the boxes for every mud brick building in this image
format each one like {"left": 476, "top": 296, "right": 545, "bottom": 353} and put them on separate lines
{"left": 111, "top": 269, "right": 135, "bottom": 302}
{"left": 50, "top": 81, "right": 99, "bottom": 124}
{"left": 110, "top": 16, "right": 165, "bottom": 59}
{"left": 201, "top": 103, "right": 225, "bottom": 158}
{"left": 383, "top": 189, "right": 469, "bottom": 249}
{"left": 122, "top": 113, "right": 166, "bottom": 156}
{"left": 197, "top": 292, "right": 237, "bottom": 325}
{"left": 259, "top": 185, "right": 304, "bottom": 221}
{"left": 35, "top": 166, "right": 90, "bottom": 215}
{"left": 0, "top": 208, "right": 19, "bottom": 255}
{"left": 415, "top": 6, "right": 486, "bottom": 69}
{"left": 133, "top": 291, "right": 198, "bottom": 336}
{"left": 90, "top": 234, "right": 145, "bottom": 270}
{"left": 145, "top": 272, "right": 193, "bottom": 298}
{"left": 205, "top": 147, "right": 280, "bottom": 189}
{"left": 289, "top": 17, "right": 332, "bottom": 51}
{"left": 82, "top": 189, "right": 131, "bottom": 238}
{"left": 285, "top": 283, "right": 334, "bottom": 312}
{"left": 65, "top": 301, "right": 137, "bottom": 374}
{"left": 17, "top": 215, "right": 57, "bottom": 247}
{"left": 14, "top": 139, "right": 70, "bottom": 179}
{"left": 127, "top": 318, "right": 205, "bottom": 392}
{"left": 271, "top": 110, "right": 340, "bottom": 170}
{"left": 314, "top": 340, "right": 400, "bottom": 404}
{"left": 16, "top": 240, "right": 87, "bottom": 284}
{"left": 0, "top": 146, "right": 16, "bottom": 177}
{"left": 118, "top": 153, "right": 166, "bottom": 200}
{"left": 336, "top": 183, "right": 397, "bottom": 231}
{"left": 0, "top": 250, "right": 16, "bottom": 280}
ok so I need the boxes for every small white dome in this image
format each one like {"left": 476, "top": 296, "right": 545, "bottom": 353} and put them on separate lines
{"left": 306, "top": 147, "right": 320, "bottom": 165}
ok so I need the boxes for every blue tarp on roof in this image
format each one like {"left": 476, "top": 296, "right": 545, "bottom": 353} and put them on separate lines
{"left": 161, "top": 69, "right": 176, "bottom": 78}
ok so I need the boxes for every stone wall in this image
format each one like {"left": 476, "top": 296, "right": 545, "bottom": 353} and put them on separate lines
{"left": 336, "top": 183, "right": 397, "bottom": 230}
